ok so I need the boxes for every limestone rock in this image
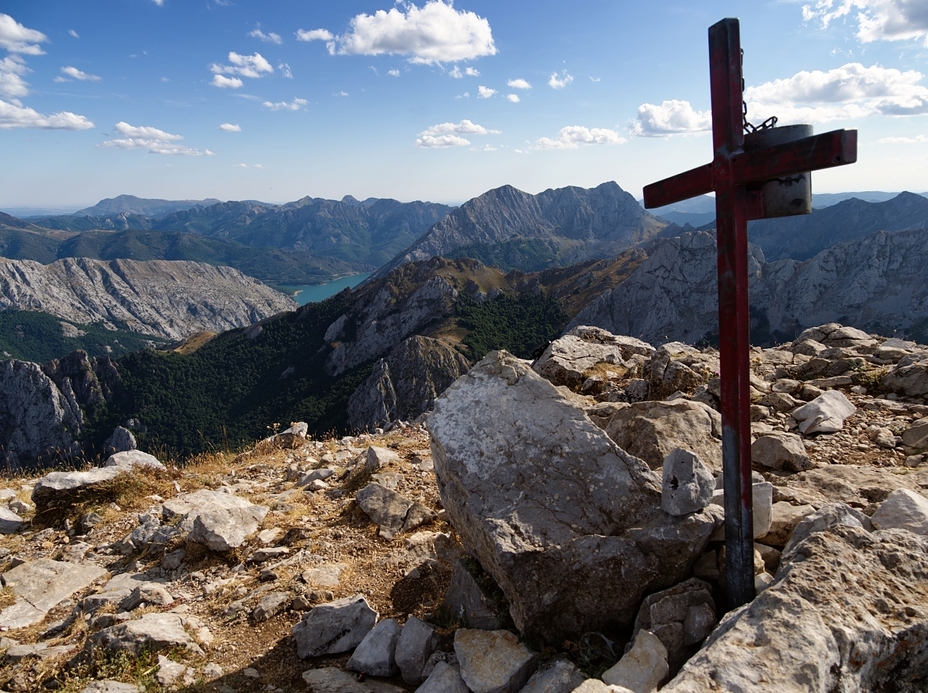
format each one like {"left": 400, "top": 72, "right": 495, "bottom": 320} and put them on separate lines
{"left": 882, "top": 357, "right": 928, "bottom": 397}
{"left": 629, "top": 578, "right": 716, "bottom": 673}
{"left": 902, "top": 417, "right": 928, "bottom": 449}
{"left": 356, "top": 483, "right": 435, "bottom": 540}
{"left": 0, "top": 507, "right": 24, "bottom": 534}
{"left": 605, "top": 399, "right": 722, "bottom": 473}
{"left": 395, "top": 616, "right": 439, "bottom": 685}
{"left": 709, "top": 481, "right": 773, "bottom": 540}
{"left": 454, "top": 628, "right": 536, "bottom": 693}
{"left": 302, "top": 667, "right": 406, "bottom": 692}
{"left": 870, "top": 489, "right": 928, "bottom": 535}
{"left": 429, "top": 351, "right": 718, "bottom": 643}
{"left": 346, "top": 618, "right": 401, "bottom": 678}
{"left": 441, "top": 558, "right": 505, "bottom": 630}
{"left": 0, "top": 359, "right": 83, "bottom": 470}
{"left": 89, "top": 612, "right": 203, "bottom": 655}
{"left": 661, "top": 448, "right": 715, "bottom": 516}
{"left": 791, "top": 390, "right": 856, "bottom": 434}
{"left": 780, "top": 502, "right": 872, "bottom": 564}
{"left": 601, "top": 630, "right": 669, "bottom": 692}
{"left": 0, "top": 558, "right": 107, "bottom": 629}
{"left": 104, "top": 450, "right": 164, "bottom": 470}
{"left": 751, "top": 432, "right": 815, "bottom": 472}
{"left": 292, "top": 595, "right": 377, "bottom": 659}
{"left": 163, "top": 489, "right": 268, "bottom": 551}
{"left": 252, "top": 592, "right": 290, "bottom": 622}
{"left": 32, "top": 466, "right": 124, "bottom": 508}
{"left": 80, "top": 683, "right": 142, "bottom": 693}
{"left": 520, "top": 659, "right": 586, "bottom": 693}
{"left": 533, "top": 326, "right": 654, "bottom": 391}
{"left": 103, "top": 426, "right": 136, "bottom": 455}
{"left": 661, "top": 524, "right": 928, "bottom": 692}
{"left": 348, "top": 335, "right": 471, "bottom": 431}
{"left": 648, "top": 342, "right": 718, "bottom": 400}
{"left": 759, "top": 502, "right": 816, "bottom": 547}
{"left": 416, "top": 660, "right": 470, "bottom": 693}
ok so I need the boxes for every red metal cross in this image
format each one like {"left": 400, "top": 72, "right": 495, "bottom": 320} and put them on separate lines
{"left": 642, "top": 18, "right": 856, "bottom": 609}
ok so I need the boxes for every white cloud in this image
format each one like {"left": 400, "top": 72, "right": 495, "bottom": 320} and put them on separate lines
{"left": 335, "top": 91, "right": 349, "bottom": 97}
{"left": 262, "top": 97, "right": 307, "bottom": 111}
{"left": 802, "top": 0, "right": 928, "bottom": 45}
{"left": 506, "top": 94, "right": 520, "bottom": 102}
{"left": 278, "top": 62, "right": 292, "bottom": 78}
{"left": 60, "top": 66, "right": 102, "bottom": 82}
{"left": 219, "top": 122, "right": 241, "bottom": 132}
{"left": 254, "top": 164, "right": 265, "bottom": 169}
{"left": 507, "top": 78, "right": 531, "bottom": 89}
{"left": 477, "top": 85, "right": 496, "bottom": 98}
{"left": 248, "top": 27, "right": 282, "bottom": 44}
{"left": 330, "top": 1, "right": 496, "bottom": 64}
{"left": 0, "top": 13, "right": 47, "bottom": 55}
{"left": 416, "top": 118, "right": 499, "bottom": 147}
{"left": 210, "top": 52, "right": 273, "bottom": 80}
{"left": 535, "top": 125, "right": 626, "bottom": 150}
{"left": 745, "top": 62, "right": 928, "bottom": 120}
{"left": 388, "top": 68, "right": 400, "bottom": 77}
{"left": 69, "top": 29, "right": 79, "bottom": 39}
{"left": 235, "top": 163, "right": 248, "bottom": 168}
{"left": 0, "top": 55, "right": 29, "bottom": 98}
{"left": 470, "top": 144, "right": 497, "bottom": 151}
{"left": 296, "top": 28, "right": 334, "bottom": 42}
{"left": 152, "top": 0, "right": 163, "bottom": 5}
{"left": 0, "top": 98, "right": 93, "bottom": 129}
{"left": 548, "top": 71, "right": 573, "bottom": 89}
{"left": 100, "top": 121, "right": 212, "bottom": 155}
{"left": 450, "top": 66, "right": 463, "bottom": 78}
{"left": 211, "top": 74, "right": 243, "bottom": 89}
{"left": 631, "top": 99, "right": 712, "bottom": 137}
{"left": 590, "top": 76, "right": 600, "bottom": 83}
{"left": 878, "top": 134, "right": 928, "bottom": 143}
{"left": 456, "top": 91, "right": 469, "bottom": 99}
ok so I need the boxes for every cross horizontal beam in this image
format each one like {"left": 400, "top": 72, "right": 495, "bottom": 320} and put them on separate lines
{"left": 642, "top": 129, "right": 858, "bottom": 211}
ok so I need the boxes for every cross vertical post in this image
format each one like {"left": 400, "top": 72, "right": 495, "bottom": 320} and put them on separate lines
{"left": 642, "top": 18, "right": 857, "bottom": 610}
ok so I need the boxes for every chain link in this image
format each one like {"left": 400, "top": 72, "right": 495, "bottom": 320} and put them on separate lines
{"left": 740, "top": 49, "right": 777, "bottom": 134}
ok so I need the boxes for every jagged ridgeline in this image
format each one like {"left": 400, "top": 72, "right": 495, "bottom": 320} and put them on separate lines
{"left": 88, "top": 256, "right": 640, "bottom": 458}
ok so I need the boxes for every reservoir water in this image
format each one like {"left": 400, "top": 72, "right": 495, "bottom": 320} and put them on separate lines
{"left": 278, "top": 273, "right": 372, "bottom": 306}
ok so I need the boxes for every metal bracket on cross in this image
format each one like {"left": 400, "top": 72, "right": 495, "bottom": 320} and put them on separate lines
{"left": 642, "top": 18, "right": 857, "bottom": 610}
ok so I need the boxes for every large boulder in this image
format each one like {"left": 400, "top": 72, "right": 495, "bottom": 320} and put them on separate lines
{"left": 604, "top": 400, "right": 723, "bottom": 473}
{"left": 661, "top": 524, "right": 928, "bottom": 691}
{"left": 428, "top": 351, "right": 720, "bottom": 643}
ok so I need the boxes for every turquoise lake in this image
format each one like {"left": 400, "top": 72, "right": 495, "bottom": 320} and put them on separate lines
{"left": 277, "top": 273, "right": 372, "bottom": 305}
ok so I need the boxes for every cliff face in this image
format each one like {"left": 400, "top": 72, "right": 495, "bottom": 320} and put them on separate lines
{"left": 571, "top": 228, "right": 928, "bottom": 345}
{"left": 0, "top": 257, "right": 295, "bottom": 340}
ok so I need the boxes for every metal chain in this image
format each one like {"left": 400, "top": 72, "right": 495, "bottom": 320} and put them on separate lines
{"left": 741, "top": 50, "right": 777, "bottom": 134}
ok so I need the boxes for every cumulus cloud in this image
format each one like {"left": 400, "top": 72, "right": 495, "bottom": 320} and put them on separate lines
{"left": 0, "top": 98, "right": 93, "bottom": 129}
{"left": 330, "top": 1, "right": 496, "bottom": 64}
{"left": 278, "top": 62, "right": 292, "bottom": 78}
{"left": 415, "top": 118, "right": 500, "bottom": 147}
{"left": 219, "top": 122, "right": 241, "bottom": 132}
{"left": 100, "top": 121, "right": 213, "bottom": 155}
{"left": 631, "top": 99, "right": 712, "bottom": 137}
{"left": 506, "top": 94, "right": 520, "bottom": 102}
{"left": 802, "top": 0, "right": 928, "bottom": 45}
{"left": 0, "top": 55, "right": 29, "bottom": 98}
{"left": 248, "top": 27, "right": 282, "bottom": 44}
{"left": 477, "top": 85, "right": 496, "bottom": 98}
{"left": 507, "top": 78, "right": 531, "bottom": 89}
{"left": 262, "top": 97, "right": 307, "bottom": 111}
{"left": 296, "top": 28, "right": 334, "bottom": 42}
{"left": 388, "top": 68, "right": 400, "bottom": 77}
{"left": 210, "top": 52, "right": 273, "bottom": 83}
{"left": 211, "top": 74, "right": 243, "bottom": 88}
{"left": 535, "top": 125, "right": 626, "bottom": 150}
{"left": 0, "top": 13, "right": 47, "bottom": 55}
{"left": 744, "top": 62, "right": 928, "bottom": 121}
{"left": 69, "top": 29, "right": 79, "bottom": 39}
{"left": 548, "top": 71, "right": 573, "bottom": 89}
{"left": 450, "top": 65, "right": 480, "bottom": 78}
{"left": 59, "top": 66, "right": 102, "bottom": 81}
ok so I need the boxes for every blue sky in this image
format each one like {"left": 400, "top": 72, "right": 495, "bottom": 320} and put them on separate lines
{"left": 2, "top": 0, "right": 928, "bottom": 211}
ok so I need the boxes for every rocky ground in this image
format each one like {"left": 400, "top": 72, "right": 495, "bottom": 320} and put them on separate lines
{"left": 0, "top": 322, "right": 926, "bottom": 692}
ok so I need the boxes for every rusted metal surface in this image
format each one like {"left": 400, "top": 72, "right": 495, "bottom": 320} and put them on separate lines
{"left": 642, "top": 17, "right": 857, "bottom": 610}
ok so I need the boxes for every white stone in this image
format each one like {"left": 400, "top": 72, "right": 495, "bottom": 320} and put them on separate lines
{"left": 602, "top": 630, "right": 669, "bottom": 692}
{"left": 871, "top": 489, "right": 928, "bottom": 535}
{"left": 661, "top": 448, "right": 715, "bottom": 516}
{"left": 791, "top": 390, "right": 856, "bottom": 434}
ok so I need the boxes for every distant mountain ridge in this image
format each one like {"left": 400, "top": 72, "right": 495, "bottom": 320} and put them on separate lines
{"left": 76, "top": 194, "right": 222, "bottom": 218}
{"left": 377, "top": 181, "right": 666, "bottom": 275}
